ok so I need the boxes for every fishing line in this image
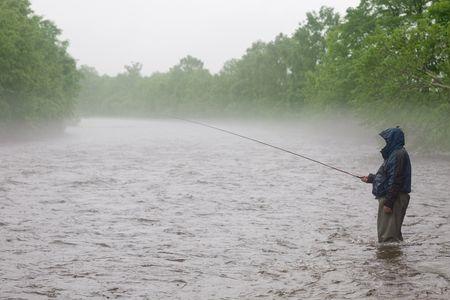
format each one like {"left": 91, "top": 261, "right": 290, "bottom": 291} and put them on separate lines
{"left": 174, "top": 117, "right": 362, "bottom": 179}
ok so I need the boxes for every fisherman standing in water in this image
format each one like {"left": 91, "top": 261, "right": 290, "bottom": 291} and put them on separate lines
{"left": 361, "top": 127, "right": 412, "bottom": 243}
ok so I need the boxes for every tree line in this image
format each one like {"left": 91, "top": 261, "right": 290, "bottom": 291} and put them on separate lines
{"left": 76, "top": 0, "right": 450, "bottom": 149}
{"left": 1, "top": 0, "right": 449, "bottom": 149}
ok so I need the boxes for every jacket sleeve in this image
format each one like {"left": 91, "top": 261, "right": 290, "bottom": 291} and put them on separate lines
{"left": 384, "top": 150, "right": 406, "bottom": 209}
{"left": 367, "top": 173, "right": 375, "bottom": 183}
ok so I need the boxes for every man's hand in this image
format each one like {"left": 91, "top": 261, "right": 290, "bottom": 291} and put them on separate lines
{"left": 383, "top": 206, "right": 393, "bottom": 214}
{"left": 361, "top": 176, "right": 369, "bottom": 183}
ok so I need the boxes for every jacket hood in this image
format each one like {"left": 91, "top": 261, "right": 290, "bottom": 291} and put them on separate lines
{"left": 380, "top": 127, "right": 405, "bottom": 159}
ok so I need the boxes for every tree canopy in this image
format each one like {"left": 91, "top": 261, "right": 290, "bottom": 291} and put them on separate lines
{"left": 0, "top": 0, "right": 79, "bottom": 126}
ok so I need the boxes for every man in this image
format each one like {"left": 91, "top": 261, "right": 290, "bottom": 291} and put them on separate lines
{"left": 361, "top": 127, "right": 412, "bottom": 243}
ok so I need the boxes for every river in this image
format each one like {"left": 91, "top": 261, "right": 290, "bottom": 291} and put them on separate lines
{"left": 0, "top": 118, "right": 449, "bottom": 299}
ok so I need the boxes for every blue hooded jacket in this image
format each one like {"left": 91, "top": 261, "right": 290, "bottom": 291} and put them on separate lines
{"left": 368, "top": 127, "right": 412, "bottom": 209}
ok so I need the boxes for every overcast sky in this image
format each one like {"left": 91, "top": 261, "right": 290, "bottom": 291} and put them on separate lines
{"left": 30, "top": 0, "right": 359, "bottom": 75}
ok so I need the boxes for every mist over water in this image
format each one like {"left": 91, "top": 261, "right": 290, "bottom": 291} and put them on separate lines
{"left": 1, "top": 118, "right": 448, "bottom": 299}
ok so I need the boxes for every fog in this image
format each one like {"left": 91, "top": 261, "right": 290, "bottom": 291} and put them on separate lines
{"left": 1, "top": 0, "right": 450, "bottom": 298}
{"left": 30, "top": 0, "right": 358, "bottom": 75}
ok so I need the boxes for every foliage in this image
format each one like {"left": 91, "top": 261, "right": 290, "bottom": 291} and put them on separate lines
{"left": 308, "top": 0, "right": 449, "bottom": 149}
{"left": 0, "top": 0, "right": 79, "bottom": 126}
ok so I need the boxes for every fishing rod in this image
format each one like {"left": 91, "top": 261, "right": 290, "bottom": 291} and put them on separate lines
{"left": 174, "top": 117, "right": 362, "bottom": 179}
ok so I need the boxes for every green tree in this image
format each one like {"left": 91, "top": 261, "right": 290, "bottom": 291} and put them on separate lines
{"left": 308, "top": 0, "right": 450, "bottom": 148}
{"left": 0, "top": 0, "right": 79, "bottom": 126}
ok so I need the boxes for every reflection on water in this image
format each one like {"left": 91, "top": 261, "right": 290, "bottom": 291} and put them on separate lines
{"left": 376, "top": 243, "right": 404, "bottom": 261}
{"left": 375, "top": 244, "right": 410, "bottom": 291}
{"left": 0, "top": 118, "right": 449, "bottom": 299}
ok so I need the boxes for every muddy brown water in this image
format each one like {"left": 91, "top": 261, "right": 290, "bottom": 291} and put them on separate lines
{"left": 0, "top": 118, "right": 449, "bottom": 299}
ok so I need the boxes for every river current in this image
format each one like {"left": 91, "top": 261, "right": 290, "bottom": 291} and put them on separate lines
{"left": 0, "top": 118, "right": 449, "bottom": 299}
